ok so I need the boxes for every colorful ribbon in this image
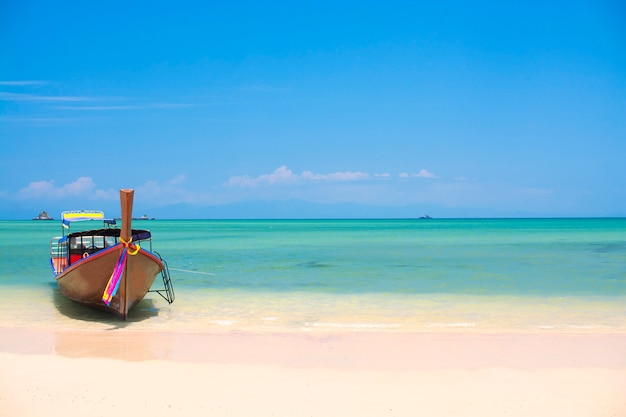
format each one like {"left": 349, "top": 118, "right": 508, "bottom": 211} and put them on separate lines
{"left": 102, "top": 248, "right": 127, "bottom": 306}
{"left": 101, "top": 237, "right": 141, "bottom": 306}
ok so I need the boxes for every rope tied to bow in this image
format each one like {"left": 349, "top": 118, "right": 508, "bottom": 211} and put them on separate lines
{"left": 119, "top": 236, "right": 140, "bottom": 255}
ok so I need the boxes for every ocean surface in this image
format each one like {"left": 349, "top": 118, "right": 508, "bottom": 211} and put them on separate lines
{"left": 0, "top": 218, "right": 624, "bottom": 333}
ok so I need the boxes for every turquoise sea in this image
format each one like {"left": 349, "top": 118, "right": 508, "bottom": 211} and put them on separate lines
{"left": 0, "top": 218, "right": 624, "bottom": 333}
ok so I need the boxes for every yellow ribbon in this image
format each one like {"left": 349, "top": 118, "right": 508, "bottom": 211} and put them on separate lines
{"left": 119, "top": 236, "right": 140, "bottom": 255}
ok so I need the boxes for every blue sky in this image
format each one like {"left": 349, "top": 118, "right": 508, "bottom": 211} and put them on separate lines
{"left": 1, "top": 1, "right": 625, "bottom": 218}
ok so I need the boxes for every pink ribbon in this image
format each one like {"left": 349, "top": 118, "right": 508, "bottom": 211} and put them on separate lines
{"left": 102, "top": 247, "right": 128, "bottom": 306}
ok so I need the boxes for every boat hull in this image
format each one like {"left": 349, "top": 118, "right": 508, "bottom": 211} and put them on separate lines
{"left": 55, "top": 244, "right": 163, "bottom": 319}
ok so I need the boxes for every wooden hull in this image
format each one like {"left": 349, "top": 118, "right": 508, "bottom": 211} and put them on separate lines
{"left": 55, "top": 244, "right": 163, "bottom": 319}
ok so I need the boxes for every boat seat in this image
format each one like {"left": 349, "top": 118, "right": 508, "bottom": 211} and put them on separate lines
{"left": 69, "top": 253, "right": 82, "bottom": 264}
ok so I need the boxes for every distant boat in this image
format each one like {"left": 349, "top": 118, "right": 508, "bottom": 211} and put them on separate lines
{"left": 133, "top": 214, "right": 155, "bottom": 220}
{"left": 419, "top": 215, "right": 433, "bottom": 219}
{"left": 49, "top": 189, "right": 174, "bottom": 319}
{"left": 33, "top": 211, "right": 54, "bottom": 220}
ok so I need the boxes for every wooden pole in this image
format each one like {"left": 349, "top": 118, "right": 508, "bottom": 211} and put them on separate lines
{"left": 119, "top": 188, "right": 134, "bottom": 320}
{"left": 120, "top": 189, "right": 134, "bottom": 242}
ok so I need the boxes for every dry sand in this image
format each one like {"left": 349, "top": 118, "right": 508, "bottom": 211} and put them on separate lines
{"left": 1, "top": 327, "right": 625, "bottom": 417}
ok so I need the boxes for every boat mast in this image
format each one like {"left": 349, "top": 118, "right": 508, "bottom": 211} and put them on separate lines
{"left": 119, "top": 188, "right": 134, "bottom": 319}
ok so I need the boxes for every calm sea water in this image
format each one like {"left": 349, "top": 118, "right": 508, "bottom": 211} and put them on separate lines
{"left": 0, "top": 218, "right": 624, "bottom": 333}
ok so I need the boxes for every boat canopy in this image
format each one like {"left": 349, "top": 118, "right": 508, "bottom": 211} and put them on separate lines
{"left": 67, "top": 228, "right": 152, "bottom": 241}
{"left": 61, "top": 210, "right": 116, "bottom": 229}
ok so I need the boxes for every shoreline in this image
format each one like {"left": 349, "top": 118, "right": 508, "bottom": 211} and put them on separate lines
{"left": 2, "top": 326, "right": 625, "bottom": 416}
{"left": 2, "top": 285, "right": 626, "bottom": 336}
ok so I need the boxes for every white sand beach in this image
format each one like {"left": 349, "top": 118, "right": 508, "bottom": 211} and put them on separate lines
{"left": 1, "top": 327, "right": 625, "bottom": 417}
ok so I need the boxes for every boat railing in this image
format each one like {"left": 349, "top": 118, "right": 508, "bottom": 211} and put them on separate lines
{"left": 149, "top": 251, "right": 175, "bottom": 304}
{"left": 50, "top": 237, "right": 68, "bottom": 276}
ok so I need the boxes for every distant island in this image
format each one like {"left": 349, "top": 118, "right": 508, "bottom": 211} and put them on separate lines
{"left": 33, "top": 211, "right": 54, "bottom": 220}
{"left": 418, "top": 214, "right": 433, "bottom": 219}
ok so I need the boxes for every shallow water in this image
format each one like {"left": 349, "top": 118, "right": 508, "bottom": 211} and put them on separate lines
{"left": 1, "top": 218, "right": 625, "bottom": 333}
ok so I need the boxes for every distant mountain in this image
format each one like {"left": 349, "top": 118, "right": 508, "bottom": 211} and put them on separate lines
{"left": 149, "top": 200, "right": 444, "bottom": 219}
{"left": 0, "top": 199, "right": 597, "bottom": 220}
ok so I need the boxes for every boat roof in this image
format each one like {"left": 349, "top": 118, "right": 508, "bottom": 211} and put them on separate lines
{"left": 61, "top": 210, "right": 116, "bottom": 228}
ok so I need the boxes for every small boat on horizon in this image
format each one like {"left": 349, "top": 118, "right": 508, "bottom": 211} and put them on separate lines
{"left": 49, "top": 189, "right": 174, "bottom": 319}
{"left": 133, "top": 214, "right": 155, "bottom": 220}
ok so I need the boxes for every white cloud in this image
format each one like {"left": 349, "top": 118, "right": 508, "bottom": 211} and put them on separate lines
{"left": 226, "top": 166, "right": 298, "bottom": 187}
{"left": 17, "top": 180, "right": 56, "bottom": 197}
{"left": 0, "top": 85, "right": 192, "bottom": 110}
{"left": 167, "top": 174, "right": 187, "bottom": 185}
{"left": 54, "top": 105, "right": 139, "bottom": 111}
{"left": 0, "top": 116, "right": 77, "bottom": 124}
{"left": 320, "top": 171, "right": 369, "bottom": 181}
{"left": 517, "top": 187, "right": 554, "bottom": 196}
{"left": 6, "top": 174, "right": 203, "bottom": 214}
{"left": 225, "top": 166, "right": 373, "bottom": 187}
{"left": 60, "top": 177, "right": 96, "bottom": 195}
{"left": 135, "top": 175, "right": 189, "bottom": 198}
{"left": 0, "top": 91, "right": 91, "bottom": 102}
{"left": 131, "top": 175, "right": 214, "bottom": 206}
{"left": 399, "top": 169, "right": 438, "bottom": 179}
{"left": 15, "top": 177, "right": 122, "bottom": 202}
{"left": 0, "top": 80, "right": 49, "bottom": 86}
{"left": 54, "top": 102, "right": 193, "bottom": 111}
{"left": 149, "top": 102, "right": 194, "bottom": 109}
{"left": 17, "top": 177, "right": 97, "bottom": 199}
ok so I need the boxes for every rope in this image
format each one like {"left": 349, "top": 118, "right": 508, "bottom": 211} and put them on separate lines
{"left": 169, "top": 267, "right": 216, "bottom": 276}
{"left": 119, "top": 236, "right": 140, "bottom": 255}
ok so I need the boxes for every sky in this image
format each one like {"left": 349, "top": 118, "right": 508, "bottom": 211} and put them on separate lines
{"left": 1, "top": 0, "right": 625, "bottom": 219}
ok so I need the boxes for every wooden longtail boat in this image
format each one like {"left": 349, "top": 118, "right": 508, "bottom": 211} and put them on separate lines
{"left": 50, "top": 189, "right": 174, "bottom": 319}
